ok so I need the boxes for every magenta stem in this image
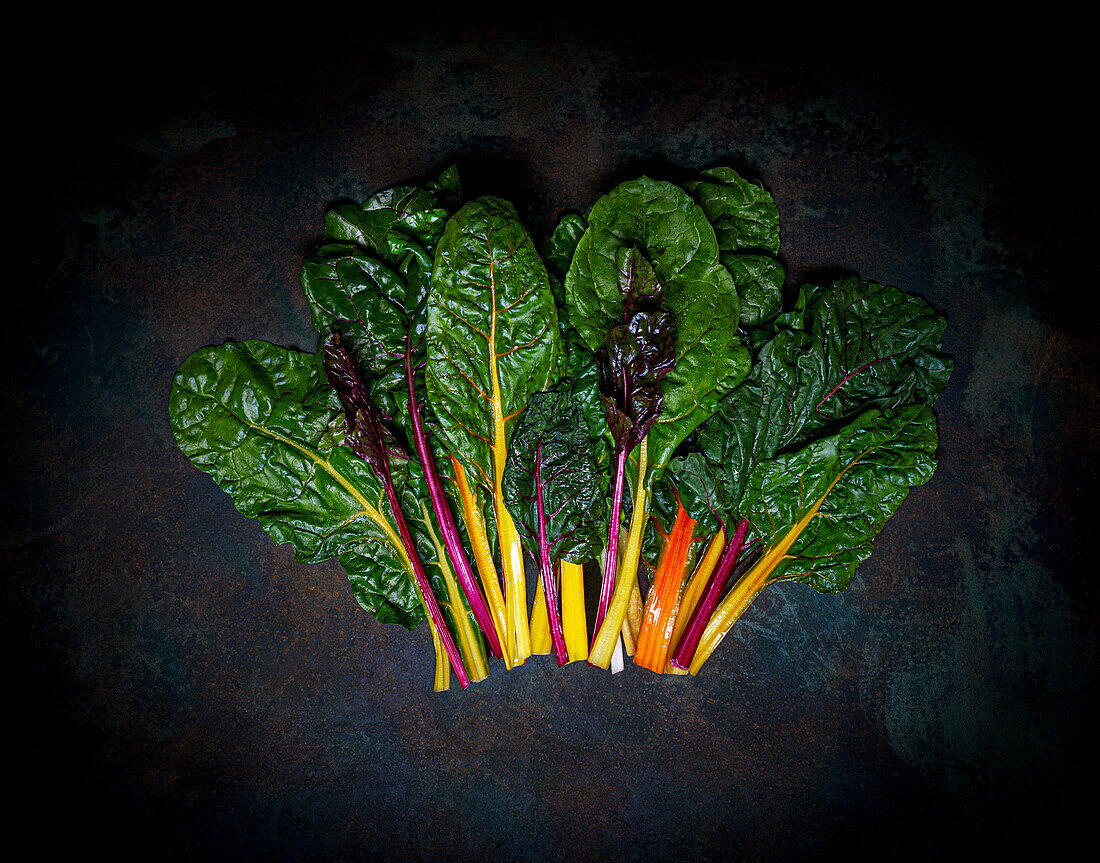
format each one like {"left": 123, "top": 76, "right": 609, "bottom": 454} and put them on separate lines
{"left": 669, "top": 519, "right": 749, "bottom": 672}
{"left": 380, "top": 473, "right": 471, "bottom": 689}
{"left": 534, "top": 442, "right": 569, "bottom": 665}
{"left": 593, "top": 445, "right": 628, "bottom": 643}
{"left": 405, "top": 338, "right": 503, "bottom": 658}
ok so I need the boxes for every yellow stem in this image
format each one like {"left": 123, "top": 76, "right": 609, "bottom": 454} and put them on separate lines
{"left": 687, "top": 555, "right": 772, "bottom": 676}
{"left": 688, "top": 450, "right": 869, "bottom": 675}
{"left": 560, "top": 560, "right": 588, "bottom": 663}
{"left": 420, "top": 503, "right": 489, "bottom": 682}
{"left": 497, "top": 500, "right": 530, "bottom": 663}
{"left": 451, "top": 456, "right": 513, "bottom": 669}
{"left": 588, "top": 437, "right": 648, "bottom": 668}
{"left": 529, "top": 575, "right": 551, "bottom": 654}
{"left": 486, "top": 248, "right": 530, "bottom": 665}
{"left": 622, "top": 582, "right": 644, "bottom": 656}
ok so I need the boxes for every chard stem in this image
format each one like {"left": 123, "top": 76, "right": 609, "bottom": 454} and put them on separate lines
{"left": 381, "top": 475, "right": 471, "bottom": 689}
{"left": 535, "top": 441, "right": 569, "bottom": 665}
{"left": 560, "top": 561, "right": 588, "bottom": 663}
{"left": 406, "top": 338, "right": 504, "bottom": 659}
{"left": 594, "top": 445, "right": 629, "bottom": 640}
{"left": 670, "top": 519, "right": 749, "bottom": 673}
{"left": 589, "top": 437, "right": 648, "bottom": 668}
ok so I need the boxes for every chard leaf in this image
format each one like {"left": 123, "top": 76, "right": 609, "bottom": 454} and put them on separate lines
{"left": 542, "top": 212, "right": 588, "bottom": 286}
{"left": 502, "top": 389, "right": 607, "bottom": 564}
{"left": 682, "top": 166, "right": 781, "bottom": 254}
{"left": 683, "top": 166, "right": 784, "bottom": 330}
{"left": 742, "top": 404, "right": 939, "bottom": 593}
{"left": 323, "top": 165, "right": 460, "bottom": 259}
{"left": 425, "top": 196, "right": 561, "bottom": 493}
{"left": 597, "top": 247, "right": 677, "bottom": 456}
{"left": 675, "top": 276, "right": 954, "bottom": 527}
{"left": 565, "top": 176, "right": 749, "bottom": 477}
{"left": 168, "top": 340, "right": 423, "bottom": 628}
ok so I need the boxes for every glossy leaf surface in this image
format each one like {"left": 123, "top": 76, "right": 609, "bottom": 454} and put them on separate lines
{"left": 502, "top": 389, "right": 607, "bottom": 564}
{"left": 565, "top": 176, "right": 749, "bottom": 475}
{"left": 425, "top": 196, "right": 561, "bottom": 490}
{"left": 169, "top": 340, "right": 423, "bottom": 628}
{"left": 675, "top": 276, "right": 953, "bottom": 529}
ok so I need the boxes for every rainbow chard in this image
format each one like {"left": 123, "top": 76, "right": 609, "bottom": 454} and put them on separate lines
{"left": 299, "top": 169, "right": 506, "bottom": 662}
{"left": 592, "top": 248, "right": 677, "bottom": 642}
{"left": 323, "top": 333, "right": 472, "bottom": 689}
{"left": 168, "top": 340, "right": 456, "bottom": 689}
{"left": 670, "top": 276, "right": 954, "bottom": 671}
{"left": 565, "top": 176, "right": 750, "bottom": 669}
{"left": 686, "top": 405, "right": 940, "bottom": 674}
{"left": 426, "top": 197, "right": 562, "bottom": 666}
{"left": 502, "top": 390, "right": 607, "bottom": 665}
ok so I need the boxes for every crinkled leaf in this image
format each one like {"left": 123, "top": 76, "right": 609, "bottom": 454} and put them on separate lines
{"left": 684, "top": 166, "right": 784, "bottom": 330}
{"left": 675, "top": 276, "right": 953, "bottom": 527}
{"left": 324, "top": 165, "right": 459, "bottom": 259}
{"left": 168, "top": 340, "right": 423, "bottom": 628}
{"left": 596, "top": 247, "right": 677, "bottom": 455}
{"left": 683, "top": 166, "right": 781, "bottom": 255}
{"left": 322, "top": 333, "right": 409, "bottom": 475}
{"left": 425, "top": 196, "right": 561, "bottom": 491}
{"left": 542, "top": 212, "right": 588, "bottom": 286}
{"left": 742, "top": 405, "right": 939, "bottom": 593}
{"left": 503, "top": 389, "right": 607, "bottom": 564}
{"left": 565, "top": 176, "right": 748, "bottom": 477}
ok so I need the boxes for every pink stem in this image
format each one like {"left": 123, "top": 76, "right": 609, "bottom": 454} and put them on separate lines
{"left": 593, "top": 445, "right": 628, "bottom": 643}
{"left": 535, "top": 442, "right": 569, "bottom": 665}
{"left": 405, "top": 337, "right": 503, "bottom": 658}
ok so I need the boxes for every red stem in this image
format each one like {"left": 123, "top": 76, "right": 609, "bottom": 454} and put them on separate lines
{"left": 380, "top": 468, "right": 471, "bottom": 690}
{"left": 405, "top": 337, "right": 504, "bottom": 658}
{"left": 593, "top": 445, "right": 628, "bottom": 643}
{"left": 669, "top": 519, "right": 749, "bottom": 671}
{"left": 535, "top": 442, "right": 569, "bottom": 665}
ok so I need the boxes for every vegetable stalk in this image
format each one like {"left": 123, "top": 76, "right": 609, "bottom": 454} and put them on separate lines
{"left": 594, "top": 445, "right": 629, "bottom": 637}
{"left": 534, "top": 441, "right": 569, "bottom": 664}
{"left": 324, "top": 334, "right": 471, "bottom": 689}
{"left": 560, "top": 561, "right": 588, "bottom": 662}
{"left": 451, "top": 456, "right": 513, "bottom": 669}
{"left": 405, "top": 336, "right": 504, "bottom": 659}
{"left": 670, "top": 519, "right": 749, "bottom": 673}
{"left": 666, "top": 530, "right": 725, "bottom": 673}
{"left": 634, "top": 500, "right": 696, "bottom": 673}
{"left": 589, "top": 438, "right": 648, "bottom": 668}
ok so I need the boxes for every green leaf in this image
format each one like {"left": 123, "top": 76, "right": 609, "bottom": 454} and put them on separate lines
{"left": 742, "top": 405, "right": 940, "bottom": 593}
{"left": 675, "top": 276, "right": 954, "bottom": 529}
{"left": 683, "top": 166, "right": 785, "bottom": 330}
{"left": 683, "top": 166, "right": 781, "bottom": 255}
{"left": 168, "top": 340, "right": 424, "bottom": 628}
{"left": 425, "top": 196, "right": 562, "bottom": 492}
{"left": 324, "top": 166, "right": 459, "bottom": 260}
{"left": 541, "top": 212, "right": 588, "bottom": 285}
{"left": 502, "top": 389, "right": 607, "bottom": 564}
{"left": 564, "top": 176, "right": 749, "bottom": 477}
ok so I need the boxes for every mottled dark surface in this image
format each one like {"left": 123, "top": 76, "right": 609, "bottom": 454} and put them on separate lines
{"left": 11, "top": 22, "right": 1096, "bottom": 861}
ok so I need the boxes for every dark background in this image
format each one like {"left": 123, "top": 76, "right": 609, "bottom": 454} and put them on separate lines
{"left": 11, "top": 19, "right": 1097, "bottom": 860}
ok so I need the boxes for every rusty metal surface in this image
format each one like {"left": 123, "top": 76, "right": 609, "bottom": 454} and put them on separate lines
{"left": 10, "top": 23, "right": 1096, "bottom": 861}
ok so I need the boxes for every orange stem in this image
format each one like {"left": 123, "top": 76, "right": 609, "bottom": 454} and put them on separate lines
{"left": 634, "top": 501, "right": 696, "bottom": 673}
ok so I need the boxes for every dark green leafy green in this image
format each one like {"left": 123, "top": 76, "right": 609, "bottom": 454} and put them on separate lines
{"left": 683, "top": 165, "right": 785, "bottom": 332}
{"left": 565, "top": 176, "right": 749, "bottom": 475}
{"left": 742, "top": 404, "right": 939, "bottom": 593}
{"left": 168, "top": 339, "right": 423, "bottom": 627}
{"left": 674, "top": 276, "right": 954, "bottom": 532}
{"left": 426, "top": 196, "right": 562, "bottom": 488}
{"left": 503, "top": 389, "right": 608, "bottom": 565}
